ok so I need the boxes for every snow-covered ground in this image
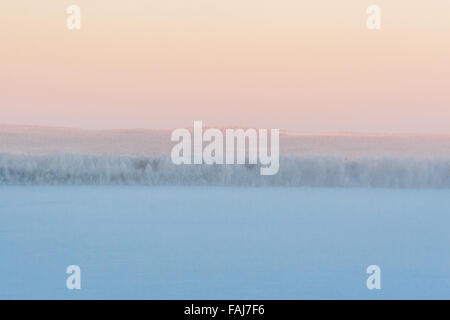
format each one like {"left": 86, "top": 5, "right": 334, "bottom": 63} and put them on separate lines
{"left": 1, "top": 186, "right": 449, "bottom": 299}
{"left": 1, "top": 125, "right": 449, "bottom": 299}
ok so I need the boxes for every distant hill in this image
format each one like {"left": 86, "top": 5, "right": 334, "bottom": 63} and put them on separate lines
{"left": 1, "top": 124, "right": 450, "bottom": 157}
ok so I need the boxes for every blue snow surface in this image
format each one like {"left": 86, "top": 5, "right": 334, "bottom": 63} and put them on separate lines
{"left": 0, "top": 186, "right": 449, "bottom": 299}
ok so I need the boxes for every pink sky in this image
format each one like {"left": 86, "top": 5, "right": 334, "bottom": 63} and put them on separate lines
{"left": 1, "top": 0, "right": 449, "bottom": 132}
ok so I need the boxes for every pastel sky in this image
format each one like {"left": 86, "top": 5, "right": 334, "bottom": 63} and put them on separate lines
{"left": 1, "top": 0, "right": 449, "bottom": 132}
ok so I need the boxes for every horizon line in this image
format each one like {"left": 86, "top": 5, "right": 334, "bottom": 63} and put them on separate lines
{"left": 1, "top": 123, "right": 450, "bottom": 136}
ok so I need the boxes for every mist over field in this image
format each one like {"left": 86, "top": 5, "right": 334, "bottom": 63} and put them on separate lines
{"left": 2, "top": 125, "right": 450, "bottom": 188}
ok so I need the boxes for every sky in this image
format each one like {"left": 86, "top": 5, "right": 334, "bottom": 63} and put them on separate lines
{"left": 1, "top": 0, "right": 449, "bottom": 132}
